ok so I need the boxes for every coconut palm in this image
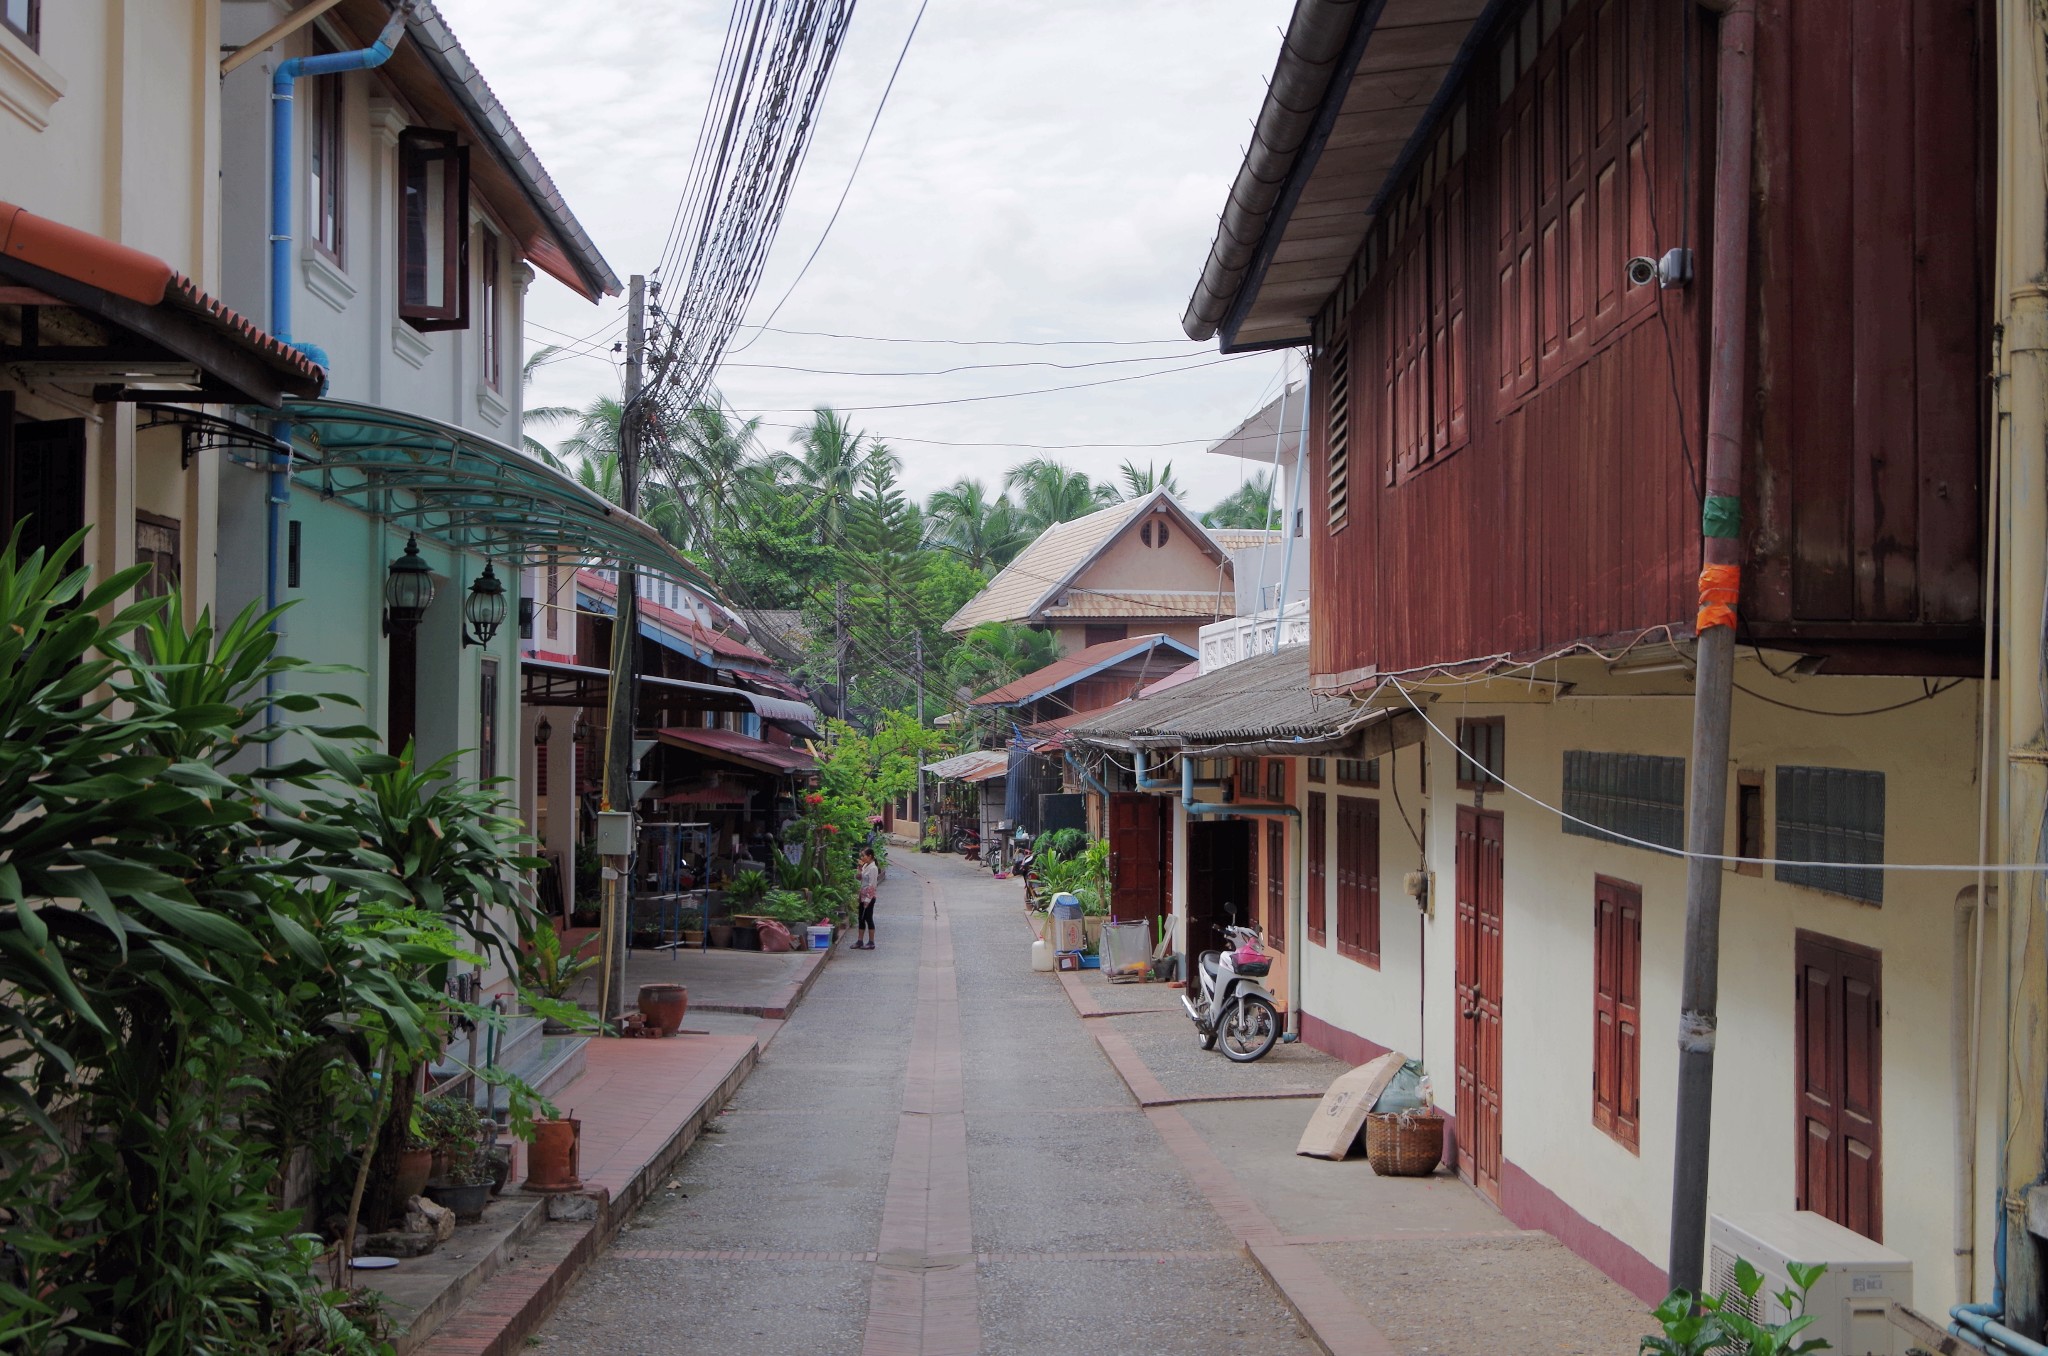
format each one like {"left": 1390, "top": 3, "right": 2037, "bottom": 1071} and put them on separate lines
{"left": 1003, "top": 458, "right": 1116, "bottom": 534}
{"left": 781, "top": 407, "right": 884, "bottom": 542}
{"left": 1114, "top": 459, "right": 1183, "bottom": 501}
{"left": 668, "top": 401, "right": 768, "bottom": 539}
{"left": 1202, "top": 472, "right": 1282, "bottom": 530}
{"left": 925, "top": 478, "right": 1029, "bottom": 573}
{"left": 944, "top": 620, "right": 1061, "bottom": 697}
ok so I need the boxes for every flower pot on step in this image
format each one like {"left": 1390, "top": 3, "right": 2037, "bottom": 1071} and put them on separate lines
{"left": 708, "top": 922, "right": 734, "bottom": 948}
{"left": 394, "top": 1147, "right": 433, "bottom": 1204}
{"left": 523, "top": 1117, "right": 583, "bottom": 1194}
{"left": 638, "top": 982, "right": 688, "bottom": 1037}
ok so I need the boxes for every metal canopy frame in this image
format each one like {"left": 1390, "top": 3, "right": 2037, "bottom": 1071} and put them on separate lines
{"left": 242, "top": 397, "right": 714, "bottom": 587}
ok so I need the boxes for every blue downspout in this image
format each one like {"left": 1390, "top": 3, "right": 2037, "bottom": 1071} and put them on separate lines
{"left": 1133, "top": 749, "right": 1177, "bottom": 792}
{"left": 1064, "top": 749, "right": 1109, "bottom": 799}
{"left": 1951, "top": 1227, "right": 2048, "bottom": 1356}
{"left": 263, "top": 8, "right": 408, "bottom": 753}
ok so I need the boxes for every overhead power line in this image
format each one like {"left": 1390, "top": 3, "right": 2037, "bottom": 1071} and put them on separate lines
{"left": 733, "top": 324, "right": 1208, "bottom": 348}
{"left": 721, "top": 349, "right": 1243, "bottom": 378}
{"left": 732, "top": 353, "right": 1253, "bottom": 415}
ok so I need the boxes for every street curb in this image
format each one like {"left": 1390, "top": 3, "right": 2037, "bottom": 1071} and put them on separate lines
{"left": 689, "top": 941, "right": 835, "bottom": 1018}
{"left": 414, "top": 1040, "right": 762, "bottom": 1355}
{"left": 1245, "top": 1239, "right": 1402, "bottom": 1356}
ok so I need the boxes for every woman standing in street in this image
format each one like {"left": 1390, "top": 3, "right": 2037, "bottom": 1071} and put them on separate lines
{"left": 854, "top": 848, "right": 879, "bottom": 950}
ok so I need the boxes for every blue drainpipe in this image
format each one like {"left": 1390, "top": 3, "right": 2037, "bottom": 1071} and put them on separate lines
{"left": 1064, "top": 749, "right": 1109, "bottom": 799}
{"left": 1951, "top": 1226, "right": 2048, "bottom": 1356}
{"left": 262, "top": 8, "right": 408, "bottom": 753}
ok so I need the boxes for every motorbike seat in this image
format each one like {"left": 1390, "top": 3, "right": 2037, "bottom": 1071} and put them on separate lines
{"left": 1199, "top": 954, "right": 1221, "bottom": 980}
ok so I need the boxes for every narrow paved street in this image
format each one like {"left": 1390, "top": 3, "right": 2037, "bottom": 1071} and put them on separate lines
{"left": 533, "top": 854, "right": 1316, "bottom": 1355}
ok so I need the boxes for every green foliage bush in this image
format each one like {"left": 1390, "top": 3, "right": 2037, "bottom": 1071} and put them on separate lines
{"left": 0, "top": 536, "right": 560, "bottom": 1352}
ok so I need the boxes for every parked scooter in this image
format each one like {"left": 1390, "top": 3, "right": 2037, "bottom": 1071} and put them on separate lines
{"left": 1182, "top": 915, "right": 1281, "bottom": 1062}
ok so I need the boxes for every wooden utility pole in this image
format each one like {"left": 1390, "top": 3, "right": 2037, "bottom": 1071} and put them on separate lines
{"left": 914, "top": 630, "right": 926, "bottom": 830}
{"left": 1667, "top": 1, "right": 1757, "bottom": 1297}
{"left": 599, "top": 274, "right": 646, "bottom": 1025}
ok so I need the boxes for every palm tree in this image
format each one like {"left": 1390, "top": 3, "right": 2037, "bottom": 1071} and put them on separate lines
{"left": 1115, "top": 459, "right": 1183, "bottom": 501}
{"left": 944, "top": 620, "right": 1061, "bottom": 697}
{"left": 781, "top": 407, "right": 882, "bottom": 542}
{"left": 1202, "top": 472, "right": 1282, "bottom": 530}
{"left": 925, "top": 478, "right": 1029, "bottom": 573}
{"left": 522, "top": 394, "right": 697, "bottom": 546}
{"left": 1004, "top": 458, "right": 1116, "bottom": 534}
{"left": 669, "top": 401, "right": 766, "bottom": 538}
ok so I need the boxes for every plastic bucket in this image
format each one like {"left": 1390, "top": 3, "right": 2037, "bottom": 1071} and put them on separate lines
{"left": 808, "top": 925, "right": 832, "bottom": 950}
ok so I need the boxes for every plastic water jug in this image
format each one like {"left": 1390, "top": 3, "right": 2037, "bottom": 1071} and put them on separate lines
{"left": 1031, "top": 938, "right": 1054, "bottom": 972}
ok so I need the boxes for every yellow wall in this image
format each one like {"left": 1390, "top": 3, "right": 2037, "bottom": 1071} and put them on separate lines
{"left": 1292, "top": 656, "right": 1990, "bottom": 1312}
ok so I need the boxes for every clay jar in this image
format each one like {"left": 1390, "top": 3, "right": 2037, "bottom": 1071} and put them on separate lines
{"left": 637, "top": 983, "right": 688, "bottom": 1037}
{"left": 523, "top": 1117, "right": 583, "bottom": 1193}
{"left": 394, "top": 1147, "right": 433, "bottom": 1203}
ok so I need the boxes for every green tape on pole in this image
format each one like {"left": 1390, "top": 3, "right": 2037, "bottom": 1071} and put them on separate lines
{"left": 1702, "top": 495, "right": 1742, "bottom": 540}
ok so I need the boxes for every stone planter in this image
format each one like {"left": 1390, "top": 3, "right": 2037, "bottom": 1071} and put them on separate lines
{"left": 425, "top": 1179, "right": 490, "bottom": 1224}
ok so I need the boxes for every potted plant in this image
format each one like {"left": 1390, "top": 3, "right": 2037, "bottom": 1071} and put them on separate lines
{"left": 727, "top": 868, "right": 770, "bottom": 909}
{"left": 421, "top": 1096, "right": 494, "bottom": 1224}
{"left": 517, "top": 917, "right": 598, "bottom": 1033}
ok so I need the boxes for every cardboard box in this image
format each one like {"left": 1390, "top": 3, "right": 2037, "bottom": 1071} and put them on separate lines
{"left": 1296, "top": 1051, "right": 1407, "bottom": 1160}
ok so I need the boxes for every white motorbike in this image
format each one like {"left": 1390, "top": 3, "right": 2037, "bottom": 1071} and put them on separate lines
{"left": 1182, "top": 919, "right": 1282, "bottom": 1062}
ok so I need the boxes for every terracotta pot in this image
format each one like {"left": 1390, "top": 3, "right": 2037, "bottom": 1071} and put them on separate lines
{"left": 523, "top": 1117, "right": 583, "bottom": 1194}
{"left": 708, "top": 922, "right": 734, "bottom": 948}
{"left": 638, "top": 982, "right": 688, "bottom": 1037}
{"left": 394, "top": 1147, "right": 433, "bottom": 1203}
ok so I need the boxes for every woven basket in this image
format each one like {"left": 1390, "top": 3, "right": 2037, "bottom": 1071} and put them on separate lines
{"left": 1364, "top": 1110, "right": 1445, "bottom": 1176}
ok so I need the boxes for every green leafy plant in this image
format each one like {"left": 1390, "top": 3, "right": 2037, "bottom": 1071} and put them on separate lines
{"left": 1643, "top": 1260, "right": 1830, "bottom": 1356}
{"left": 727, "top": 868, "right": 771, "bottom": 906}
{"left": 518, "top": 912, "right": 598, "bottom": 1002}
{"left": 418, "top": 1095, "right": 493, "bottom": 1187}
{"left": 1039, "top": 827, "right": 1087, "bottom": 860}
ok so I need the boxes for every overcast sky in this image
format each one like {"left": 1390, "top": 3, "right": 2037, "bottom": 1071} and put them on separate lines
{"left": 436, "top": 0, "right": 1302, "bottom": 514}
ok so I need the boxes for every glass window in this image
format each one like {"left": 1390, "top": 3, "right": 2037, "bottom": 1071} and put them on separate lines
{"left": 1776, "top": 766, "right": 1885, "bottom": 904}
{"left": 478, "top": 658, "right": 499, "bottom": 782}
{"left": 309, "top": 59, "right": 345, "bottom": 262}
{"left": 3, "top": 0, "right": 40, "bottom": 50}
{"left": 1455, "top": 717, "right": 1504, "bottom": 790}
{"left": 1563, "top": 751, "right": 1685, "bottom": 852}
{"left": 480, "top": 229, "right": 501, "bottom": 389}
{"left": 399, "top": 129, "right": 470, "bottom": 331}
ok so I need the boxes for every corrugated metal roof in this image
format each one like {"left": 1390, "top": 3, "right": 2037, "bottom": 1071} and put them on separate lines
{"left": 922, "top": 749, "right": 1009, "bottom": 782}
{"left": 969, "top": 633, "right": 1195, "bottom": 708}
{"left": 1065, "top": 645, "right": 1379, "bottom": 751}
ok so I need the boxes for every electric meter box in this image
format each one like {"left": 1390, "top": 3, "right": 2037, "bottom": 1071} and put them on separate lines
{"left": 595, "top": 811, "right": 635, "bottom": 857}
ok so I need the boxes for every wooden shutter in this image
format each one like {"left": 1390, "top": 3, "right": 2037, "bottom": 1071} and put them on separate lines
{"left": 1497, "top": 30, "right": 1540, "bottom": 403}
{"left": 1323, "top": 335, "right": 1352, "bottom": 531}
{"left": 1336, "top": 797, "right": 1381, "bottom": 967}
{"left": 1593, "top": 877, "right": 1641, "bottom": 1149}
{"left": 1266, "top": 819, "right": 1286, "bottom": 949}
{"left": 1307, "top": 792, "right": 1327, "bottom": 945}
{"left": 1431, "top": 157, "right": 1470, "bottom": 458}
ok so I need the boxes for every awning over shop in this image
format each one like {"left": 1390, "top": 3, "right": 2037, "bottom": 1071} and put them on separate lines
{"left": 657, "top": 727, "right": 817, "bottom": 776}
{"left": 0, "top": 200, "right": 324, "bottom": 406}
{"left": 1066, "top": 645, "right": 1424, "bottom": 759}
{"left": 660, "top": 786, "right": 753, "bottom": 807}
{"left": 245, "top": 397, "right": 713, "bottom": 586}
{"left": 921, "top": 749, "right": 1009, "bottom": 784}
{"left": 521, "top": 657, "right": 820, "bottom": 737}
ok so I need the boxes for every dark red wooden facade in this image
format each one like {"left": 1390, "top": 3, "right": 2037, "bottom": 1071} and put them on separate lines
{"left": 1306, "top": 0, "right": 1985, "bottom": 683}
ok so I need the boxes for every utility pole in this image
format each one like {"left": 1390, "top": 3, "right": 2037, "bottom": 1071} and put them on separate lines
{"left": 834, "top": 578, "right": 847, "bottom": 734}
{"left": 914, "top": 631, "right": 926, "bottom": 832}
{"left": 599, "top": 273, "right": 645, "bottom": 1026}
{"left": 1666, "top": 1, "right": 1756, "bottom": 1298}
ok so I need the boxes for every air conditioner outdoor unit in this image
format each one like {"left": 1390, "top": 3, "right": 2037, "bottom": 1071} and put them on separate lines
{"left": 1707, "top": 1212, "right": 1912, "bottom": 1356}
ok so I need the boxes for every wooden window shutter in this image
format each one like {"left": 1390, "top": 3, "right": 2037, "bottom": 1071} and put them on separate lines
{"left": 1324, "top": 335, "right": 1352, "bottom": 531}
{"left": 1307, "top": 792, "right": 1327, "bottom": 945}
{"left": 1431, "top": 158, "right": 1470, "bottom": 458}
{"left": 1267, "top": 819, "right": 1286, "bottom": 949}
{"left": 1336, "top": 797, "right": 1381, "bottom": 968}
{"left": 1593, "top": 877, "right": 1641, "bottom": 1150}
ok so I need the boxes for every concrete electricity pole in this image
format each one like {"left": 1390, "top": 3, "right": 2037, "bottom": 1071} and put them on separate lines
{"left": 599, "top": 273, "right": 645, "bottom": 1024}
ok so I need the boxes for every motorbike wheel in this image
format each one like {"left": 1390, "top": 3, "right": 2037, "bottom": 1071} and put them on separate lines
{"left": 1219, "top": 995, "right": 1280, "bottom": 1063}
{"left": 1196, "top": 1017, "right": 1217, "bottom": 1051}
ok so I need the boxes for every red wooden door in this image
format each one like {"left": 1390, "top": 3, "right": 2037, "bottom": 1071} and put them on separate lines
{"left": 1455, "top": 805, "right": 1505, "bottom": 1201}
{"left": 1795, "top": 932, "right": 1883, "bottom": 1240}
{"left": 1108, "top": 793, "right": 1166, "bottom": 925}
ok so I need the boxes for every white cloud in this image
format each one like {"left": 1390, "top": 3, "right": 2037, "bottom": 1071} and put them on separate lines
{"left": 439, "top": 0, "right": 1302, "bottom": 510}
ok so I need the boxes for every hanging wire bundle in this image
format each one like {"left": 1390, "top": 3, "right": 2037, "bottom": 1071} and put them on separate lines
{"left": 639, "top": 0, "right": 859, "bottom": 462}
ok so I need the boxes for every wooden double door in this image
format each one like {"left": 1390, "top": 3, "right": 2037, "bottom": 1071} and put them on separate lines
{"left": 1455, "top": 805, "right": 1504, "bottom": 1202}
{"left": 1795, "top": 932, "right": 1882, "bottom": 1240}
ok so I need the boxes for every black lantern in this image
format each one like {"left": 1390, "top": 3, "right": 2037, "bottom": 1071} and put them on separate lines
{"left": 461, "top": 561, "right": 508, "bottom": 647}
{"left": 534, "top": 713, "right": 552, "bottom": 746}
{"left": 382, "top": 534, "right": 437, "bottom": 635}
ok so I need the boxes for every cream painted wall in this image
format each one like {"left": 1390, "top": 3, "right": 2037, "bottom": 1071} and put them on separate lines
{"left": 1075, "top": 513, "right": 1233, "bottom": 594}
{"left": 1296, "top": 661, "right": 1991, "bottom": 1312}
{"left": 1048, "top": 620, "right": 1205, "bottom": 655}
{"left": 0, "top": 0, "right": 218, "bottom": 284}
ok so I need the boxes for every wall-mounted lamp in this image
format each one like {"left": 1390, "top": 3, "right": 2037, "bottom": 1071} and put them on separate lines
{"left": 461, "top": 561, "right": 508, "bottom": 647}
{"left": 534, "top": 713, "right": 552, "bottom": 747}
{"left": 382, "top": 534, "right": 437, "bottom": 635}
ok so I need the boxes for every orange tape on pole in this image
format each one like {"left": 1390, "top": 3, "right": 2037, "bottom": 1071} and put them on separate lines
{"left": 1696, "top": 563, "right": 1739, "bottom": 632}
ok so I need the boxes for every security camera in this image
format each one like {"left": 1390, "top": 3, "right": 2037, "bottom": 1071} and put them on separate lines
{"left": 1626, "top": 256, "right": 1660, "bottom": 288}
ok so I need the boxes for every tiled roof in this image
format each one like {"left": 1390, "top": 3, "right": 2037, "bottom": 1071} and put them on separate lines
{"left": 969, "top": 634, "right": 1196, "bottom": 708}
{"left": 1066, "top": 645, "right": 1382, "bottom": 752}
{"left": 944, "top": 490, "right": 1232, "bottom": 633}
{"left": 657, "top": 726, "right": 817, "bottom": 775}
{"left": 1038, "top": 589, "right": 1232, "bottom": 620}
{"left": 0, "top": 200, "right": 325, "bottom": 391}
